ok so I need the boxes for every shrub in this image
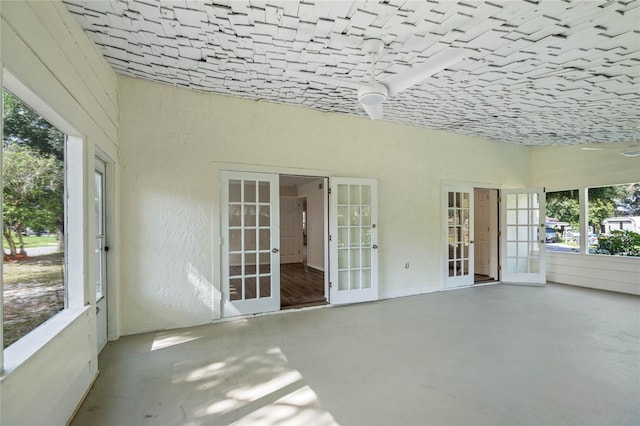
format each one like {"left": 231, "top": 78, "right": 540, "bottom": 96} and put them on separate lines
{"left": 596, "top": 230, "right": 640, "bottom": 256}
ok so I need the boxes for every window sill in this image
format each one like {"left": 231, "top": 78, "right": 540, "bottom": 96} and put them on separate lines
{"left": 1, "top": 305, "right": 91, "bottom": 379}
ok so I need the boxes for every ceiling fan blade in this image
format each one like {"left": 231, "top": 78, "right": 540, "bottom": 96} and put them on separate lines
{"left": 381, "top": 49, "right": 466, "bottom": 96}
{"left": 286, "top": 70, "right": 365, "bottom": 91}
{"left": 581, "top": 141, "right": 639, "bottom": 151}
{"left": 361, "top": 101, "right": 383, "bottom": 120}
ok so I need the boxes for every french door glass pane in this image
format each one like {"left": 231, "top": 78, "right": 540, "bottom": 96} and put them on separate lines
{"left": 336, "top": 183, "right": 374, "bottom": 292}
{"left": 447, "top": 190, "right": 471, "bottom": 278}
{"left": 505, "top": 192, "right": 540, "bottom": 274}
{"left": 227, "top": 177, "right": 274, "bottom": 302}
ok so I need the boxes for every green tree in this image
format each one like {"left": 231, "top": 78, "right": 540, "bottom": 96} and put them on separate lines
{"left": 2, "top": 91, "right": 64, "bottom": 160}
{"left": 2, "top": 144, "right": 62, "bottom": 256}
{"left": 547, "top": 196, "right": 579, "bottom": 229}
{"left": 3, "top": 90, "right": 64, "bottom": 256}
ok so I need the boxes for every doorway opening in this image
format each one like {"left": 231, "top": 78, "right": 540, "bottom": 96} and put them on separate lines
{"left": 279, "top": 175, "right": 328, "bottom": 309}
{"left": 474, "top": 188, "right": 499, "bottom": 284}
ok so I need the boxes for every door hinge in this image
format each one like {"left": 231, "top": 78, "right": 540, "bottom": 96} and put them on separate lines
{"left": 329, "top": 281, "right": 332, "bottom": 288}
{"left": 328, "top": 187, "right": 332, "bottom": 194}
{"left": 498, "top": 196, "right": 502, "bottom": 203}
{"left": 498, "top": 264, "right": 502, "bottom": 271}
{"left": 329, "top": 234, "right": 332, "bottom": 241}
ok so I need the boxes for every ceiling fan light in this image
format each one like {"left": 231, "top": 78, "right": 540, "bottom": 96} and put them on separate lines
{"left": 622, "top": 150, "right": 640, "bottom": 157}
{"left": 357, "top": 82, "right": 388, "bottom": 106}
{"left": 359, "top": 91, "right": 386, "bottom": 105}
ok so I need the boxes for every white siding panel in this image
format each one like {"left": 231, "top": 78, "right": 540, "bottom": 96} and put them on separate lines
{"left": 31, "top": 1, "right": 118, "bottom": 124}
{"left": 2, "top": 311, "right": 95, "bottom": 426}
{"left": 547, "top": 253, "right": 640, "bottom": 295}
{"left": 1, "top": 2, "right": 117, "bottom": 144}
{"left": 1, "top": 2, "right": 119, "bottom": 425}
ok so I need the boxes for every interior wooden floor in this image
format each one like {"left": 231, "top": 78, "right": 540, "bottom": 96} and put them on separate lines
{"left": 474, "top": 273, "right": 497, "bottom": 284}
{"left": 280, "top": 262, "right": 326, "bottom": 309}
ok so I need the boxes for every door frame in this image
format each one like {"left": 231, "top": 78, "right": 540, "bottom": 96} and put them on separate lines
{"left": 441, "top": 181, "right": 501, "bottom": 289}
{"left": 474, "top": 188, "right": 499, "bottom": 283}
{"left": 212, "top": 162, "right": 333, "bottom": 320}
{"left": 94, "top": 149, "right": 117, "bottom": 345}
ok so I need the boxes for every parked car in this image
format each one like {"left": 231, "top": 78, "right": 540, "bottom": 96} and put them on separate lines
{"left": 587, "top": 233, "right": 599, "bottom": 245}
{"left": 545, "top": 227, "right": 557, "bottom": 243}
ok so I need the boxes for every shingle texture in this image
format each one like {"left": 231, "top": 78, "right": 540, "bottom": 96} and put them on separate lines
{"left": 63, "top": 0, "right": 640, "bottom": 145}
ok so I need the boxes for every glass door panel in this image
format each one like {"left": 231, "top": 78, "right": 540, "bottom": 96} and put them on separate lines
{"left": 330, "top": 178, "right": 378, "bottom": 304}
{"left": 94, "top": 160, "right": 108, "bottom": 353}
{"left": 501, "top": 188, "right": 546, "bottom": 284}
{"left": 221, "top": 171, "right": 280, "bottom": 316}
{"left": 444, "top": 186, "right": 474, "bottom": 288}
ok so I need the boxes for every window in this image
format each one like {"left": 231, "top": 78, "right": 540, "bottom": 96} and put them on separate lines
{"left": 588, "top": 183, "right": 640, "bottom": 257}
{"left": 546, "top": 190, "right": 582, "bottom": 253}
{"left": 2, "top": 90, "right": 66, "bottom": 348}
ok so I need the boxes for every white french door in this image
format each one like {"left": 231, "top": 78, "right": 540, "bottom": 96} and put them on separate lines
{"left": 329, "top": 178, "right": 378, "bottom": 304}
{"left": 221, "top": 171, "right": 280, "bottom": 317}
{"left": 94, "top": 159, "right": 108, "bottom": 352}
{"left": 500, "top": 188, "right": 546, "bottom": 284}
{"left": 444, "top": 186, "right": 475, "bottom": 288}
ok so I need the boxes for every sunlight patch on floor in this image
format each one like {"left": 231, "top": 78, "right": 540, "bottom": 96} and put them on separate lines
{"left": 151, "top": 331, "right": 202, "bottom": 351}
{"left": 231, "top": 385, "right": 338, "bottom": 426}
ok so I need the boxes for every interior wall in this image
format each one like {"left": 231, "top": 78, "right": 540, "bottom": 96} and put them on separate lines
{"left": 531, "top": 145, "right": 640, "bottom": 295}
{"left": 118, "top": 75, "right": 530, "bottom": 334}
{"left": 0, "top": 2, "right": 119, "bottom": 425}
{"left": 297, "top": 179, "right": 325, "bottom": 271}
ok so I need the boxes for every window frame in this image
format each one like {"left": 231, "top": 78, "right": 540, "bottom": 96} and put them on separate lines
{"left": 546, "top": 183, "right": 639, "bottom": 257}
{"left": 2, "top": 71, "right": 88, "bottom": 375}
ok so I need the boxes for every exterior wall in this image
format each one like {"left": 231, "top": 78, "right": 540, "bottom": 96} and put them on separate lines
{"left": 531, "top": 145, "right": 640, "bottom": 295}
{"left": 118, "top": 75, "right": 530, "bottom": 335}
{"left": 0, "top": 2, "right": 119, "bottom": 425}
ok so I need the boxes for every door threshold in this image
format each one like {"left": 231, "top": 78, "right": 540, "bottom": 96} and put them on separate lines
{"left": 281, "top": 300, "right": 329, "bottom": 310}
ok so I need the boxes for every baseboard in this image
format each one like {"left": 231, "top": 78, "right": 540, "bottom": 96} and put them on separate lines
{"left": 306, "top": 263, "right": 324, "bottom": 272}
{"left": 66, "top": 370, "right": 100, "bottom": 426}
{"left": 380, "top": 286, "right": 438, "bottom": 300}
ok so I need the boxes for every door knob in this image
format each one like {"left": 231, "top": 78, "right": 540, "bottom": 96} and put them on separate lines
{"left": 272, "top": 248, "right": 279, "bottom": 253}
{"left": 372, "top": 244, "right": 378, "bottom": 249}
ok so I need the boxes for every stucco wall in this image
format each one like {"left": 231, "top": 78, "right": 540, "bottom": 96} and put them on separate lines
{"left": 0, "top": 2, "right": 119, "bottom": 425}
{"left": 531, "top": 145, "right": 640, "bottom": 295}
{"left": 118, "top": 75, "right": 531, "bottom": 335}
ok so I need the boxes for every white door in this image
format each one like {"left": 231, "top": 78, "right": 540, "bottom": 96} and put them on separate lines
{"left": 474, "top": 189, "right": 490, "bottom": 277}
{"left": 501, "top": 188, "right": 546, "bottom": 284}
{"left": 94, "top": 160, "right": 108, "bottom": 352}
{"left": 280, "top": 197, "right": 302, "bottom": 263}
{"left": 221, "top": 171, "right": 280, "bottom": 316}
{"left": 444, "top": 186, "right": 474, "bottom": 288}
{"left": 329, "top": 178, "right": 378, "bottom": 304}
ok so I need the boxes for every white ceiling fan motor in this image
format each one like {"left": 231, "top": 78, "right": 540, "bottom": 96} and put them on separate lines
{"left": 287, "top": 38, "right": 466, "bottom": 120}
{"left": 357, "top": 39, "right": 388, "bottom": 106}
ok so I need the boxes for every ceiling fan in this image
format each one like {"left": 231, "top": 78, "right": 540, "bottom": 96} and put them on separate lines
{"left": 581, "top": 125, "right": 640, "bottom": 157}
{"left": 287, "top": 39, "right": 466, "bottom": 120}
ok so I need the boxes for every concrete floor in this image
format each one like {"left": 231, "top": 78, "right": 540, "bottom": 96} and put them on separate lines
{"left": 71, "top": 284, "right": 640, "bottom": 426}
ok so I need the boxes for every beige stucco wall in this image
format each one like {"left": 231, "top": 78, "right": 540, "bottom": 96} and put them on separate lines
{"left": 118, "top": 75, "right": 531, "bottom": 335}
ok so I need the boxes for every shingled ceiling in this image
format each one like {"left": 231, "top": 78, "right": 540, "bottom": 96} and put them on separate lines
{"left": 62, "top": 0, "right": 640, "bottom": 146}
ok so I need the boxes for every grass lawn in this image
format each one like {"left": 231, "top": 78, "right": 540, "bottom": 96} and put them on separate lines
{"left": 3, "top": 252, "right": 65, "bottom": 348}
{"left": 3, "top": 235, "right": 58, "bottom": 250}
